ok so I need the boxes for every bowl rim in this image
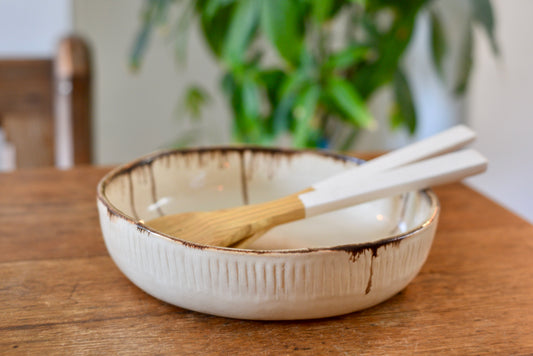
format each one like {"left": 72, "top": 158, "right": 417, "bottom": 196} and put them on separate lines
{"left": 97, "top": 146, "right": 440, "bottom": 256}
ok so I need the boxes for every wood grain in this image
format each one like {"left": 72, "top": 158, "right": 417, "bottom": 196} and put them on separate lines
{"left": 0, "top": 59, "right": 53, "bottom": 116}
{"left": 0, "top": 60, "right": 55, "bottom": 168}
{"left": 1, "top": 165, "right": 532, "bottom": 355}
{"left": 2, "top": 114, "right": 55, "bottom": 168}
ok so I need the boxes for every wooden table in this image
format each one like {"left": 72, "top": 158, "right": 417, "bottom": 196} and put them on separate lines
{"left": 1, "top": 166, "right": 532, "bottom": 354}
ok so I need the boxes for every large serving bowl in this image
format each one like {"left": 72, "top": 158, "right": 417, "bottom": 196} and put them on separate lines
{"left": 97, "top": 147, "right": 439, "bottom": 320}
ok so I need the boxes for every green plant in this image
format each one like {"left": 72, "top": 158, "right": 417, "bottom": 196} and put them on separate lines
{"left": 131, "top": 0, "right": 497, "bottom": 149}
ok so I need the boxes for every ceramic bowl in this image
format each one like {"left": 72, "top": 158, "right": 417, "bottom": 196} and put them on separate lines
{"left": 97, "top": 147, "right": 439, "bottom": 320}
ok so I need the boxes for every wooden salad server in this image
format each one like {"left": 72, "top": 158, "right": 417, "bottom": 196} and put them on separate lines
{"left": 145, "top": 126, "right": 486, "bottom": 247}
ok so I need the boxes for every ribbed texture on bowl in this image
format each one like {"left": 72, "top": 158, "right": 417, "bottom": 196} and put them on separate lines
{"left": 98, "top": 200, "right": 437, "bottom": 320}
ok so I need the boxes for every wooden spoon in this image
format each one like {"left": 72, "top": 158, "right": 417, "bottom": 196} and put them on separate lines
{"left": 145, "top": 127, "right": 485, "bottom": 247}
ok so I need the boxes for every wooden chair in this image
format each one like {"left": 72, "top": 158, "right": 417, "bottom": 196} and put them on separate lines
{"left": 0, "top": 36, "right": 92, "bottom": 169}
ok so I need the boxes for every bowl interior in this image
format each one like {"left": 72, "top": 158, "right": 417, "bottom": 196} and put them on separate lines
{"left": 103, "top": 148, "right": 434, "bottom": 250}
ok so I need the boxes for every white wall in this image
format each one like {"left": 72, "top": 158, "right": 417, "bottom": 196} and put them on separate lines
{"left": 468, "top": 0, "right": 533, "bottom": 222}
{"left": 72, "top": 0, "right": 230, "bottom": 165}
{"left": 0, "top": 0, "right": 72, "bottom": 57}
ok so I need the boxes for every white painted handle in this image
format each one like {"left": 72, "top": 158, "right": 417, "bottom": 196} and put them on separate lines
{"left": 300, "top": 149, "right": 488, "bottom": 218}
{"left": 313, "top": 125, "right": 476, "bottom": 190}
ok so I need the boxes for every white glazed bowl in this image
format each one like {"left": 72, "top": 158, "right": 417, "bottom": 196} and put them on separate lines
{"left": 97, "top": 147, "right": 439, "bottom": 320}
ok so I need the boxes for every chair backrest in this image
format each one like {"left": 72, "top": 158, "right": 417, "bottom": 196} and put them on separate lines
{"left": 0, "top": 36, "right": 92, "bottom": 169}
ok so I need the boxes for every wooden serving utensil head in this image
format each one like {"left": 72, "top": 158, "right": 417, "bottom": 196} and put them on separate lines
{"left": 145, "top": 190, "right": 311, "bottom": 247}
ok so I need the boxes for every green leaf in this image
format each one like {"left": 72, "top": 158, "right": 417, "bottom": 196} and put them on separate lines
{"left": 130, "top": 23, "right": 152, "bottom": 71}
{"left": 178, "top": 86, "right": 210, "bottom": 120}
{"left": 172, "top": 0, "right": 195, "bottom": 64}
{"left": 269, "top": 68, "right": 311, "bottom": 135}
{"left": 429, "top": 11, "right": 447, "bottom": 78}
{"left": 221, "top": 72, "right": 247, "bottom": 142}
{"left": 454, "top": 27, "right": 473, "bottom": 95}
{"left": 233, "top": 76, "right": 263, "bottom": 143}
{"left": 258, "top": 69, "right": 286, "bottom": 105}
{"left": 324, "top": 45, "right": 369, "bottom": 71}
{"left": 153, "top": 0, "right": 171, "bottom": 25}
{"left": 391, "top": 69, "right": 417, "bottom": 134}
{"left": 310, "top": 0, "right": 334, "bottom": 23}
{"left": 198, "top": 2, "right": 233, "bottom": 57}
{"left": 222, "top": 0, "right": 261, "bottom": 66}
{"left": 293, "top": 85, "right": 321, "bottom": 148}
{"left": 469, "top": 0, "right": 499, "bottom": 54}
{"left": 130, "top": 0, "right": 162, "bottom": 70}
{"left": 261, "top": 0, "right": 304, "bottom": 65}
{"left": 221, "top": 71, "right": 236, "bottom": 99}
{"left": 130, "top": 0, "right": 175, "bottom": 70}
{"left": 325, "top": 76, "right": 373, "bottom": 128}
{"left": 271, "top": 94, "right": 296, "bottom": 137}
{"left": 352, "top": 8, "right": 419, "bottom": 99}
{"left": 204, "top": 0, "right": 236, "bottom": 19}
{"left": 349, "top": 0, "right": 366, "bottom": 6}
{"left": 241, "top": 77, "right": 261, "bottom": 120}
{"left": 278, "top": 69, "right": 310, "bottom": 100}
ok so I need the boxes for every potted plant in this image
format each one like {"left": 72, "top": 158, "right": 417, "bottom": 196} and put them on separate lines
{"left": 130, "top": 0, "right": 497, "bottom": 150}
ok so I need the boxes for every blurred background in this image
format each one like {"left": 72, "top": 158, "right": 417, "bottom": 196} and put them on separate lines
{"left": 0, "top": 0, "right": 531, "bottom": 222}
